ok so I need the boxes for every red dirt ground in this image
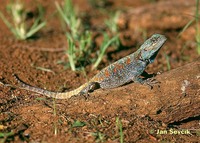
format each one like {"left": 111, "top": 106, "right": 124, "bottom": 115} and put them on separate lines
{"left": 0, "top": 0, "right": 199, "bottom": 142}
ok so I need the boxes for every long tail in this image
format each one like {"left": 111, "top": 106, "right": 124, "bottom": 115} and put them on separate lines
{"left": 13, "top": 74, "right": 87, "bottom": 99}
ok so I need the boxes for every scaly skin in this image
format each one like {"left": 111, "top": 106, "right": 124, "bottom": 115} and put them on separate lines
{"left": 14, "top": 34, "right": 167, "bottom": 99}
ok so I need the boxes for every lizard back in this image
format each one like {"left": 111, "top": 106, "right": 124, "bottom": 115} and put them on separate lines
{"left": 91, "top": 54, "right": 146, "bottom": 89}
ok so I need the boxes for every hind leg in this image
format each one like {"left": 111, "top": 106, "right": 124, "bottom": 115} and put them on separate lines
{"left": 79, "top": 82, "right": 100, "bottom": 99}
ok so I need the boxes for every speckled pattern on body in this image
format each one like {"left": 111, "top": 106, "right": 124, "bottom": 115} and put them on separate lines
{"left": 14, "top": 34, "right": 167, "bottom": 99}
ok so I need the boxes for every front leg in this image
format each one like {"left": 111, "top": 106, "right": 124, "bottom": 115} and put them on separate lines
{"left": 131, "top": 76, "right": 160, "bottom": 89}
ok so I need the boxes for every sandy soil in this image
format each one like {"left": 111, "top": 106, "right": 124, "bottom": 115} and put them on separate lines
{"left": 0, "top": 0, "right": 199, "bottom": 142}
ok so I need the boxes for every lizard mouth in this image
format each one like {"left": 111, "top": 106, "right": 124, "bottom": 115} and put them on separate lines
{"left": 149, "top": 48, "right": 160, "bottom": 63}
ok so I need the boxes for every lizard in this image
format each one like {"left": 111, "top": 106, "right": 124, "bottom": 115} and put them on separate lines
{"left": 14, "top": 34, "right": 167, "bottom": 99}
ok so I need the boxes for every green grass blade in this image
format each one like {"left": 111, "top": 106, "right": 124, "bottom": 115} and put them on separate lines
{"left": 116, "top": 117, "right": 124, "bottom": 143}
{"left": 26, "top": 21, "right": 46, "bottom": 38}
{"left": 92, "top": 35, "right": 118, "bottom": 69}
{"left": 164, "top": 52, "right": 171, "bottom": 71}
{"left": 195, "top": 0, "right": 200, "bottom": 54}
{"left": 55, "top": 1, "right": 70, "bottom": 26}
{"left": 177, "top": 19, "right": 194, "bottom": 38}
{"left": 29, "top": 16, "right": 41, "bottom": 31}
{"left": 72, "top": 120, "right": 86, "bottom": 128}
{"left": 0, "top": 12, "right": 19, "bottom": 38}
{"left": 67, "top": 35, "right": 76, "bottom": 71}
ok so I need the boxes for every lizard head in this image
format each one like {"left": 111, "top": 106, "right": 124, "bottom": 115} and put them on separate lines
{"left": 139, "top": 34, "right": 167, "bottom": 64}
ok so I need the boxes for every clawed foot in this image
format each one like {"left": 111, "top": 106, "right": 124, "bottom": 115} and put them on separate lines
{"left": 78, "top": 91, "right": 90, "bottom": 100}
{"left": 83, "top": 92, "right": 90, "bottom": 100}
{"left": 144, "top": 78, "right": 160, "bottom": 89}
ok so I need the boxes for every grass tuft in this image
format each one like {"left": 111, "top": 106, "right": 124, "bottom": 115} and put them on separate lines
{"left": 116, "top": 117, "right": 124, "bottom": 143}
{"left": 92, "top": 132, "right": 105, "bottom": 143}
{"left": 0, "top": 0, "right": 46, "bottom": 40}
{"left": 56, "top": 0, "right": 120, "bottom": 71}
{"left": 178, "top": 0, "right": 200, "bottom": 55}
